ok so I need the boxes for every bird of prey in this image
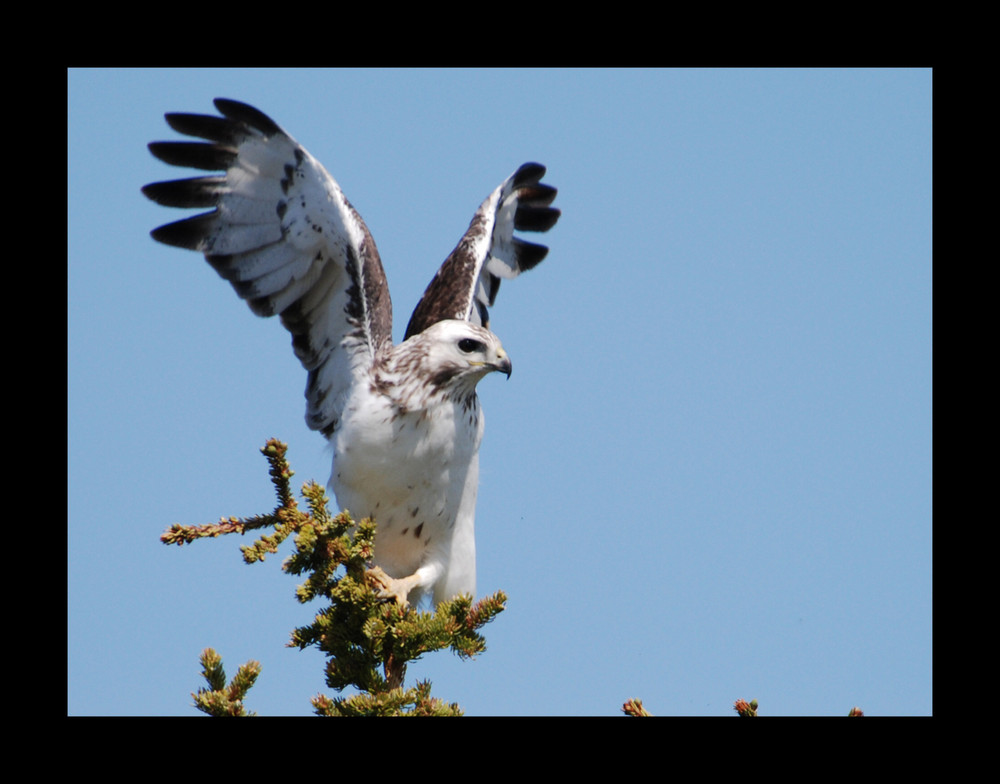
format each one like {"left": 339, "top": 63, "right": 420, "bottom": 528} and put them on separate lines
{"left": 142, "top": 98, "right": 559, "bottom": 608}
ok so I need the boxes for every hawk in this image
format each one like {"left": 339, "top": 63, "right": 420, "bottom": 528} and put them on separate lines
{"left": 142, "top": 99, "right": 559, "bottom": 608}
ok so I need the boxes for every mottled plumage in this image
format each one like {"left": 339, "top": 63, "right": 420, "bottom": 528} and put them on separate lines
{"left": 143, "top": 98, "right": 559, "bottom": 606}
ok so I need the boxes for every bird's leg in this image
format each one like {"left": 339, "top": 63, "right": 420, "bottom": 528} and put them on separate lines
{"left": 367, "top": 566, "right": 421, "bottom": 608}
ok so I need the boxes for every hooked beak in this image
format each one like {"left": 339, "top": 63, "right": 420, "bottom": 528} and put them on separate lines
{"left": 493, "top": 348, "right": 512, "bottom": 379}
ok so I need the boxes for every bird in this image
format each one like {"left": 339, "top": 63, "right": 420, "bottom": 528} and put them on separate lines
{"left": 142, "top": 98, "right": 559, "bottom": 608}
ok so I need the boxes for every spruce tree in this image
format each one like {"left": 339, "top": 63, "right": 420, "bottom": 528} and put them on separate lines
{"left": 163, "top": 439, "right": 506, "bottom": 716}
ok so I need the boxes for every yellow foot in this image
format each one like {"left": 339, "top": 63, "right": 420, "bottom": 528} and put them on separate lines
{"left": 367, "top": 566, "right": 420, "bottom": 608}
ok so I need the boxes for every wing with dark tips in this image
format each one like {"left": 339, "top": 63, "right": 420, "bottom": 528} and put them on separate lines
{"left": 404, "top": 162, "right": 559, "bottom": 340}
{"left": 142, "top": 98, "right": 392, "bottom": 436}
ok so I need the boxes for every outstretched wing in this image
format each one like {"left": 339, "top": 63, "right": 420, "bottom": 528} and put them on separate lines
{"left": 404, "top": 162, "right": 559, "bottom": 340}
{"left": 142, "top": 98, "right": 392, "bottom": 436}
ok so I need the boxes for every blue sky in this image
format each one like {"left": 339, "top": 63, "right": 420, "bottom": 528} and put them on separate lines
{"left": 68, "top": 68, "right": 932, "bottom": 716}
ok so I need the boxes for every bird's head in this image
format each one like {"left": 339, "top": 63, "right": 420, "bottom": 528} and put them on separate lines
{"left": 410, "top": 320, "right": 512, "bottom": 395}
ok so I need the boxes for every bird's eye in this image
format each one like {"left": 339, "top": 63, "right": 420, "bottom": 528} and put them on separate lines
{"left": 458, "top": 338, "right": 484, "bottom": 353}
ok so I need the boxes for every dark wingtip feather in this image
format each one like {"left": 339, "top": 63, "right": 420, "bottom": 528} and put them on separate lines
{"left": 142, "top": 177, "right": 225, "bottom": 208}
{"left": 520, "top": 182, "right": 558, "bottom": 207}
{"left": 164, "top": 112, "right": 234, "bottom": 142}
{"left": 515, "top": 205, "right": 561, "bottom": 233}
{"left": 148, "top": 141, "right": 236, "bottom": 171}
{"left": 512, "top": 162, "right": 547, "bottom": 186}
{"left": 149, "top": 213, "right": 217, "bottom": 250}
{"left": 213, "top": 98, "right": 284, "bottom": 136}
{"left": 513, "top": 238, "right": 550, "bottom": 271}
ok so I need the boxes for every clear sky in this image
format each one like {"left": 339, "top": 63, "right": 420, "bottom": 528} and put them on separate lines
{"left": 68, "top": 67, "right": 932, "bottom": 716}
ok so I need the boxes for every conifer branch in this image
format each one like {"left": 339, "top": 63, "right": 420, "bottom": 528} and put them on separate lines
{"left": 622, "top": 698, "right": 651, "bottom": 717}
{"left": 192, "top": 648, "right": 261, "bottom": 717}
{"left": 162, "top": 438, "right": 506, "bottom": 715}
{"left": 624, "top": 697, "right": 864, "bottom": 716}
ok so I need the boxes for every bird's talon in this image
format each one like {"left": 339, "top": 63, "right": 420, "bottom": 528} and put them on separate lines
{"left": 367, "top": 566, "right": 412, "bottom": 608}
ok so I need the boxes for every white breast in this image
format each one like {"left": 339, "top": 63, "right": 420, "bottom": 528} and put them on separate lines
{"left": 329, "top": 384, "right": 484, "bottom": 605}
